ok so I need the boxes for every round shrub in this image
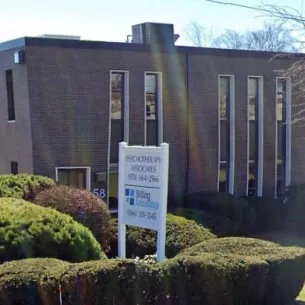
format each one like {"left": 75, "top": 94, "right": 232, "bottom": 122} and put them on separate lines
{"left": 0, "top": 174, "right": 55, "bottom": 200}
{"left": 0, "top": 198, "right": 105, "bottom": 263}
{"left": 34, "top": 185, "right": 111, "bottom": 251}
{"left": 181, "top": 237, "right": 305, "bottom": 305}
{"left": 186, "top": 191, "right": 256, "bottom": 235}
{"left": 169, "top": 208, "right": 239, "bottom": 237}
{"left": 107, "top": 214, "right": 216, "bottom": 258}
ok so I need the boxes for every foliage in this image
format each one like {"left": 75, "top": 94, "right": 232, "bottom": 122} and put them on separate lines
{"left": 0, "top": 174, "right": 55, "bottom": 201}
{"left": 1, "top": 238, "right": 305, "bottom": 305}
{"left": 244, "top": 196, "right": 287, "bottom": 234}
{"left": 0, "top": 198, "right": 105, "bottom": 263}
{"left": 107, "top": 214, "right": 216, "bottom": 258}
{"left": 283, "top": 183, "right": 305, "bottom": 235}
{"left": 181, "top": 237, "right": 305, "bottom": 305}
{"left": 34, "top": 185, "right": 111, "bottom": 251}
{"left": 169, "top": 208, "right": 239, "bottom": 237}
{"left": 186, "top": 191, "right": 256, "bottom": 235}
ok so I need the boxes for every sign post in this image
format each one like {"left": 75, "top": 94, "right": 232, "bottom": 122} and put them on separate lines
{"left": 118, "top": 142, "right": 169, "bottom": 262}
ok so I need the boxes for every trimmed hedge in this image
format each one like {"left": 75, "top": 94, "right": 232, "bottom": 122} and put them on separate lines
{"left": 34, "top": 185, "right": 111, "bottom": 251}
{"left": 107, "top": 214, "right": 216, "bottom": 258}
{"left": 186, "top": 191, "right": 256, "bottom": 235}
{"left": 169, "top": 208, "right": 239, "bottom": 237}
{"left": 181, "top": 237, "right": 305, "bottom": 305}
{"left": 1, "top": 238, "right": 305, "bottom": 305}
{"left": 283, "top": 183, "right": 305, "bottom": 235}
{"left": 0, "top": 198, "right": 105, "bottom": 263}
{"left": 0, "top": 174, "right": 55, "bottom": 201}
{"left": 244, "top": 196, "right": 287, "bottom": 234}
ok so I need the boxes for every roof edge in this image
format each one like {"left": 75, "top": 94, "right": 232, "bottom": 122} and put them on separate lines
{"left": 0, "top": 37, "right": 26, "bottom": 52}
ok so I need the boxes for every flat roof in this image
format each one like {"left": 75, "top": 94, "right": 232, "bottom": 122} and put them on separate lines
{"left": 0, "top": 36, "right": 301, "bottom": 59}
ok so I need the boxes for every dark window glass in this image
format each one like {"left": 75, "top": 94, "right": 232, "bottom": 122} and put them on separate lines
{"left": 219, "top": 162, "right": 227, "bottom": 193}
{"left": 110, "top": 73, "right": 124, "bottom": 163}
{"left": 10, "top": 161, "right": 18, "bottom": 175}
{"left": 220, "top": 77, "right": 229, "bottom": 120}
{"left": 248, "top": 162, "right": 257, "bottom": 196}
{"left": 6, "top": 70, "right": 15, "bottom": 121}
{"left": 248, "top": 78, "right": 258, "bottom": 121}
{"left": 220, "top": 121, "right": 229, "bottom": 160}
{"left": 249, "top": 121, "right": 257, "bottom": 160}
{"left": 111, "top": 73, "right": 124, "bottom": 120}
{"left": 276, "top": 160, "right": 285, "bottom": 197}
{"left": 145, "top": 74, "right": 158, "bottom": 146}
{"left": 145, "top": 74, "right": 157, "bottom": 120}
{"left": 57, "top": 168, "right": 87, "bottom": 189}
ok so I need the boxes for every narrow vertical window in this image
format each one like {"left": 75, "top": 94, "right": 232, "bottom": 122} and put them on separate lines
{"left": 6, "top": 70, "right": 15, "bottom": 121}
{"left": 108, "top": 71, "right": 129, "bottom": 210}
{"left": 248, "top": 77, "right": 259, "bottom": 196}
{"left": 276, "top": 78, "right": 287, "bottom": 197}
{"left": 145, "top": 73, "right": 162, "bottom": 146}
{"left": 10, "top": 161, "right": 18, "bottom": 175}
{"left": 219, "top": 76, "right": 230, "bottom": 193}
{"left": 110, "top": 72, "right": 124, "bottom": 163}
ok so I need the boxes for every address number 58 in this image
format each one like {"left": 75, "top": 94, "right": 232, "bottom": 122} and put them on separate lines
{"left": 93, "top": 188, "right": 106, "bottom": 199}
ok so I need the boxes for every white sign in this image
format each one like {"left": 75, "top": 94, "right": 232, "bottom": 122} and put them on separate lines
{"left": 118, "top": 142, "right": 169, "bottom": 262}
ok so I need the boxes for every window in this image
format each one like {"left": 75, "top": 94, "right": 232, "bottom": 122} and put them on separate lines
{"left": 145, "top": 72, "right": 162, "bottom": 146}
{"left": 276, "top": 78, "right": 288, "bottom": 197}
{"left": 56, "top": 167, "right": 90, "bottom": 190}
{"left": 6, "top": 70, "right": 15, "bottom": 121}
{"left": 10, "top": 161, "right": 18, "bottom": 175}
{"left": 108, "top": 71, "right": 129, "bottom": 210}
{"left": 110, "top": 72, "right": 125, "bottom": 163}
{"left": 218, "top": 76, "right": 234, "bottom": 194}
{"left": 248, "top": 77, "right": 263, "bottom": 197}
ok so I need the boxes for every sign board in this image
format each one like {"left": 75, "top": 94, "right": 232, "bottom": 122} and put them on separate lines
{"left": 118, "top": 142, "right": 169, "bottom": 262}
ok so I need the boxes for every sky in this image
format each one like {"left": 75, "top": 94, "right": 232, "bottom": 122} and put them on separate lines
{"left": 0, "top": 0, "right": 304, "bottom": 46}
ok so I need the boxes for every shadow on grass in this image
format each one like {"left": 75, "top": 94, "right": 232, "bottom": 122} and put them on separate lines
{"left": 294, "top": 301, "right": 305, "bottom": 305}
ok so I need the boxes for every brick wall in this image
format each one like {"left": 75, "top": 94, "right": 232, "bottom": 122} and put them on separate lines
{"left": 25, "top": 46, "right": 187, "bottom": 202}
{"left": 0, "top": 48, "right": 33, "bottom": 174}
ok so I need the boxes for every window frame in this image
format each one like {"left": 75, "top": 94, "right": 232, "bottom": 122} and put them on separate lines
{"left": 275, "top": 77, "right": 291, "bottom": 198}
{"left": 217, "top": 75, "right": 235, "bottom": 194}
{"left": 107, "top": 70, "right": 130, "bottom": 210}
{"left": 55, "top": 166, "right": 91, "bottom": 191}
{"left": 144, "top": 71, "right": 163, "bottom": 146}
{"left": 246, "top": 76, "right": 264, "bottom": 197}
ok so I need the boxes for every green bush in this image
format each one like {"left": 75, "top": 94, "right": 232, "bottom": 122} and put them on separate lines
{"left": 169, "top": 208, "right": 239, "bottom": 237}
{"left": 244, "top": 196, "right": 287, "bottom": 234}
{"left": 34, "top": 185, "right": 111, "bottom": 251}
{"left": 0, "top": 253, "right": 281, "bottom": 305}
{"left": 186, "top": 191, "right": 256, "bottom": 235}
{"left": 283, "top": 183, "right": 305, "bottom": 235}
{"left": 0, "top": 198, "right": 105, "bottom": 263}
{"left": 0, "top": 174, "right": 55, "bottom": 200}
{"left": 107, "top": 214, "right": 216, "bottom": 258}
{"left": 1, "top": 239, "right": 305, "bottom": 305}
{"left": 181, "top": 237, "right": 305, "bottom": 305}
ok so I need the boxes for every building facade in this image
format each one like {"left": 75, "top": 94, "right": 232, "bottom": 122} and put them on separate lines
{"left": 0, "top": 23, "right": 304, "bottom": 208}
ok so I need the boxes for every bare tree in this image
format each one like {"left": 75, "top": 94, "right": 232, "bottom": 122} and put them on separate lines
{"left": 214, "top": 22, "right": 298, "bottom": 52}
{"left": 184, "top": 20, "right": 216, "bottom": 47}
{"left": 256, "top": 2, "right": 305, "bottom": 127}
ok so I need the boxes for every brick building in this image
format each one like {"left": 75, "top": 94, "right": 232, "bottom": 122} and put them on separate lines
{"left": 0, "top": 23, "right": 304, "bottom": 208}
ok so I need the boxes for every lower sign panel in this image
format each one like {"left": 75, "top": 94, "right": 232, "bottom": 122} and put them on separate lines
{"left": 123, "top": 186, "right": 161, "bottom": 230}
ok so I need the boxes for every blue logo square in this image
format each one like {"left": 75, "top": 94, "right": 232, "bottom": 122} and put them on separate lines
{"left": 125, "top": 189, "right": 130, "bottom": 196}
{"left": 130, "top": 189, "right": 135, "bottom": 197}
{"left": 130, "top": 198, "right": 135, "bottom": 206}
